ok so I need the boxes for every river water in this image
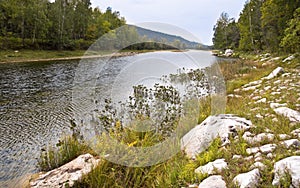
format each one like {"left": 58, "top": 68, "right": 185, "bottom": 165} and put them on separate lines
{"left": 0, "top": 50, "right": 216, "bottom": 186}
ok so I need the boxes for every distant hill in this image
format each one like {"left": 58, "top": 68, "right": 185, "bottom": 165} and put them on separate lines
{"left": 128, "top": 25, "right": 210, "bottom": 50}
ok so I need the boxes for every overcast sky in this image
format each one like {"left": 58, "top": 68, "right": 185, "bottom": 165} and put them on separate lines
{"left": 90, "top": 0, "right": 246, "bottom": 45}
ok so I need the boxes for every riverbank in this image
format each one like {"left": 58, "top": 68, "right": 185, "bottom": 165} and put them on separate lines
{"left": 0, "top": 50, "right": 158, "bottom": 64}
{"left": 26, "top": 52, "right": 300, "bottom": 187}
{"left": 0, "top": 49, "right": 204, "bottom": 64}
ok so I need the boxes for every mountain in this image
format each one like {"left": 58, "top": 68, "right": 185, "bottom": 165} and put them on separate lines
{"left": 128, "top": 25, "right": 210, "bottom": 50}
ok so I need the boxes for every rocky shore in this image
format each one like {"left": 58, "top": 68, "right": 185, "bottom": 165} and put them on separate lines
{"left": 28, "top": 53, "right": 299, "bottom": 187}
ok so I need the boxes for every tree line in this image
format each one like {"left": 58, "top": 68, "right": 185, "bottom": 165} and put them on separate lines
{"left": 213, "top": 0, "right": 300, "bottom": 54}
{"left": 0, "top": 0, "right": 127, "bottom": 50}
{"left": 0, "top": 0, "right": 197, "bottom": 51}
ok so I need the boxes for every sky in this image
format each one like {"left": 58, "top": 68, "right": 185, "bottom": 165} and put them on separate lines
{"left": 90, "top": 0, "right": 247, "bottom": 45}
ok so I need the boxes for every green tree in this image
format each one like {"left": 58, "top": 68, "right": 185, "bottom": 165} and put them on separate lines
{"left": 261, "top": 0, "right": 300, "bottom": 52}
{"left": 213, "top": 12, "right": 239, "bottom": 50}
{"left": 238, "top": 0, "right": 263, "bottom": 52}
{"left": 280, "top": 7, "right": 300, "bottom": 53}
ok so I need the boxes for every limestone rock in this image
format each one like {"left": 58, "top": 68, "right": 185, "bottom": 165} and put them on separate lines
{"left": 259, "top": 144, "right": 277, "bottom": 154}
{"left": 243, "top": 132, "right": 274, "bottom": 144}
{"left": 242, "top": 84, "right": 261, "bottom": 91}
{"left": 195, "top": 159, "right": 227, "bottom": 175}
{"left": 225, "top": 49, "right": 233, "bottom": 57}
{"left": 292, "top": 128, "right": 300, "bottom": 137}
{"left": 30, "top": 154, "right": 100, "bottom": 188}
{"left": 254, "top": 98, "right": 267, "bottom": 104}
{"left": 227, "top": 94, "right": 242, "bottom": 98}
{"left": 250, "top": 162, "right": 266, "bottom": 170}
{"left": 247, "top": 144, "right": 277, "bottom": 155}
{"left": 232, "top": 155, "right": 242, "bottom": 160}
{"left": 273, "top": 107, "right": 300, "bottom": 122}
{"left": 181, "top": 114, "right": 252, "bottom": 158}
{"left": 282, "top": 55, "right": 295, "bottom": 63}
{"left": 280, "top": 139, "right": 300, "bottom": 148}
{"left": 278, "top": 134, "right": 291, "bottom": 140}
{"left": 199, "top": 175, "right": 227, "bottom": 188}
{"left": 267, "top": 153, "right": 274, "bottom": 159}
{"left": 270, "top": 103, "right": 287, "bottom": 109}
{"left": 272, "top": 156, "right": 300, "bottom": 187}
{"left": 246, "top": 147, "right": 260, "bottom": 155}
{"left": 233, "top": 169, "right": 260, "bottom": 188}
{"left": 263, "top": 67, "right": 284, "bottom": 80}
{"left": 243, "top": 80, "right": 262, "bottom": 88}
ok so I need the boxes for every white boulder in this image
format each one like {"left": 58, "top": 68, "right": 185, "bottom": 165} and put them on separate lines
{"left": 233, "top": 169, "right": 260, "bottom": 188}
{"left": 30, "top": 154, "right": 100, "bottom": 188}
{"left": 280, "top": 139, "right": 300, "bottom": 148}
{"left": 195, "top": 159, "right": 227, "bottom": 175}
{"left": 273, "top": 107, "right": 300, "bottom": 122}
{"left": 282, "top": 55, "right": 295, "bottom": 63}
{"left": 225, "top": 49, "right": 233, "bottom": 57}
{"left": 263, "top": 67, "right": 284, "bottom": 80}
{"left": 199, "top": 175, "right": 227, "bottom": 188}
{"left": 272, "top": 156, "right": 300, "bottom": 187}
{"left": 259, "top": 144, "right": 277, "bottom": 154}
{"left": 181, "top": 114, "right": 252, "bottom": 158}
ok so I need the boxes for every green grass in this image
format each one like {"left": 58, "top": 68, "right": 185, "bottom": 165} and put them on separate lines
{"left": 38, "top": 136, "right": 93, "bottom": 171}
{"left": 0, "top": 49, "right": 164, "bottom": 63}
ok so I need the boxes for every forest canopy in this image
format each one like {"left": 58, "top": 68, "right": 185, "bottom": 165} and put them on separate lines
{"left": 0, "top": 0, "right": 126, "bottom": 50}
{"left": 213, "top": 0, "right": 300, "bottom": 54}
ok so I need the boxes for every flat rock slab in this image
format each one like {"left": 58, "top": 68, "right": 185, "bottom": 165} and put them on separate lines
{"left": 233, "top": 168, "right": 260, "bottom": 188}
{"left": 280, "top": 139, "right": 300, "bottom": 148}
{"left": 199, "top": 175, "right": 227, "bottom": 188}
{"left": 273, "top": 107, "right": 300, "bottom": 122}
{"left": 195, "top": 158, "right": 227, "bottom": 175}
{"left": 272, "top": 156, "right": 300, "bottom": 187}
{"left": 181, "top": 114, "right": 252, "bottom": 158}
{"left": 30, "top": 154, "right": 100, "bottom": 188}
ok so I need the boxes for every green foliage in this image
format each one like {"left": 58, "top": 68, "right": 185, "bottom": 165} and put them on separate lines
{"left": 213, "top": 12, "right": 240, "bottom": 50}
{"left": 238, "top": 0, "right": 263, "bottom": 52}
{"left": 261, "top": 0, "right": 300, "bottom": 52}
{"left": 280, "top": 8, "right": 300, "bottom": 53}
{"left": 0, "top": 0, "right": 128, "bottom": 50}
{"left": 213, "top": 0, "right": 300, "bottom": 53}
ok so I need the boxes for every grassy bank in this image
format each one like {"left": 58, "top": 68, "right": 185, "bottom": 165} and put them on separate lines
{"left": 0, "top": 49, "right": 172, "bottom": 64}
{"left": 32, "top": 53, "right": 299, "bottom": 187}
{"left": 0, "top": 50, "right": 88, "bottom": 63}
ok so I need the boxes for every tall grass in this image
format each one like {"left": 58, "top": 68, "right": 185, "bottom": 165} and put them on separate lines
{"left": 38, "top": 136, "right": 92, "bottom": 171}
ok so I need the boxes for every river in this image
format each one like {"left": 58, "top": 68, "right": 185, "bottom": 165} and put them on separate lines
{"left": 0, "top": 50, "right": 216, "bottom": 186}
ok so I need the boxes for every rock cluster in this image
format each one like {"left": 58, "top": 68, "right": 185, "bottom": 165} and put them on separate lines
{"left": 182, "top": 66, "right": 300, "bottom": 187}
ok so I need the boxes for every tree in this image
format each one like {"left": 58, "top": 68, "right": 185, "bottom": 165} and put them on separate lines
{"left": 280, "top": 7, "right": 300, "bottom": 53}
{"left": 213, "top": 12, "right": 239, "bottom": 50}
{"left": 261, "top": 0, "right": 300, "bottom": 52}
{"left": 238, "top": 0, "right": 263, "bottom": 52}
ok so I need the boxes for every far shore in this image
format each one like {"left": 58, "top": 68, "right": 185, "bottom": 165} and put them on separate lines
{"left": 0, "top": 49, "right": 208, "bottom": 64}
{"left": 0, "top": 50, "right": 140, "bottom": 64}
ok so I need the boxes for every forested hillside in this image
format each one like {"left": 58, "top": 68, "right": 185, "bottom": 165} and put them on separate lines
{"left": 0, "top": 0, "right": 126, "bottom": 50}
{"left": 213, "top": 0, "right": 300, "bottom": 54}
